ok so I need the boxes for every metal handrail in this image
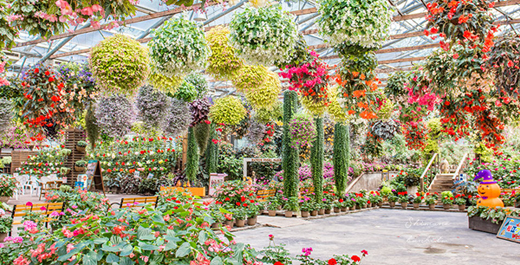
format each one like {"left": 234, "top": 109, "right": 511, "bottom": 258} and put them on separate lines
{"left": 420, "top": 153, "right": 438, "bottom": 193}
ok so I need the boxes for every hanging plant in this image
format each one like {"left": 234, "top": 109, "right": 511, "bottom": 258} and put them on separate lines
{"left": 174, "top": 81, "right": 197, "bottom": 103}
{"left": 317, "top": 0, "right": 392, "bottom": 48}
{"left": 288, "top": 113, "right": 317, "bottom": 148}
{"left": 370, "top": 120, "right": 399, "bottom": 141}
{"left": 149, "top": 17, "right": 209, "bottom": 77}
{"left": 209, "top": 96, "right": 246, "bottom": 126}
{"left": 326, "top": 85, "right": 348, "bottom": 122}
{"left": 0, "top": 98, "right": 12, "bottom": 131}
{"left": 135, "top": 85, "right": 169, "bottom": 130}
{"left": 95, "top": 95, "right": 136, "bottom": 138}
{"left": 183, "top": 73, "right": 208, "bottom": 99}
{"left": 245, "top": 71, "right": 281, "bottom": 110}
{"left": 229, "top": 4, "right": 298, "bottom": 65}
{"left": 0, "top": 2, "right": 17, "bottom": 50}
{"left": 274, "top": 34, "right": 310, "bottom": 69}
{"left": 247, "top": 118, "right": 266, "bottom": 145}
{"left": 148, "top": 69, "right": 182, "bottom": 95}
{"left": 53, "top": 0, "right": 137, "bottom": 29}
{"left": 163, "top": 98, "right": 192, "bottom": 137}
{"left": 205, "top": 26, "right": 244, "bottom": 80}
{"left": 253, "top": 101, "right": 283, "bottom": 123}
{"left": 89, "top": 34, "right": 150, "bottom": 96}
{"left": 403, "top": 121, "right": 428, "bottom": 150}
{"left": 232, "top": 65, "right": 269, "bottom": 92}
{"left": 484, "top": 34, "right": 520, "bottom": 98}
{"left": 189, "top": 97, "right": 211, "bottom": 126}
{"left": 385, "top": 71, "right": 411, "bottom": 103}
{"left": 425, "top": 0, "right": 495, "bottom": 49}
{"left": 8, "top": 0, "right": 68, "bottom": 39}
{"left": 231, "top": 111, "right": 250, "bottom": 139}
{"left": 300, "top": 94, "right": 328, "bottom": 117}
{"left": 193, "top": 122, "right": 210, "bottom": 154}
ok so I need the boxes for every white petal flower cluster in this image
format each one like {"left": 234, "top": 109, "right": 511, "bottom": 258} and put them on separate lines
{"left": 229, "top": 4, "right": 298, "bottom": 65}
{"left": 317, "top": 0, "right": 392, "bottom": 48}
{"left": 149, "top": 17, "right": 210, "bottom": 77}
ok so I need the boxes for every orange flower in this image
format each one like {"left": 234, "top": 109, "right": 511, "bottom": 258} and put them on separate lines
{"left": 352, "top": 71, "right": 359, "bottom": 78}
{"left": 359, "top": 74, "right": 366, "bottom": 80}
{"left": 353, "top": 90, "right": 366, "bottom": 98}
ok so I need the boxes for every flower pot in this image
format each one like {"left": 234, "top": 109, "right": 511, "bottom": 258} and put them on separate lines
{"left": 349, "top": 206, "right": 355, "bottom": 211}
{"left": 301, "top": 211, "right": 310, "bottom": 218}
{"left": 236, "top": 219, "right": 245, "bottom": 227}
{"left": 224, "top": 220, "right": 234, "bottom": 227}
{"left": 378, "top": 202, "right": 383, "bottom": 207}
{"left": 211, "top": 222, "right": 221, "bottom": 229}
{"left": 413, "top": 203, "right": 420, "bottom": 209}
{"left": 333, "top": 207, "right": 340, "bottom": 213}
{"left": 341, "top": 207, "right": 347, "bottom": 212}
{"left": 310, "top": 210, "right": 318, "bottom": 216}
{"left": 443, "top": 204, "right": 452, "bottom": 210}
{"left": 362, "top": 204, "right": 367, "bottom": 209}
{"left": 318, "top": 209, "right": 325, "bottom": 215}
{"left": 0, "top": 233, "right": 6, "bottom": 242}
{"left": 355, "top": 205, "right": 361, "bottom": 210}
{"left": 389, "top": 202, "right": 396, "bottom": 208}
{"left": 401, "top": 203, "right": 408, "bottom": 209}
{"left": 458, "top": 205, "right": 466, "bottom": 211}
{"left": 372, "top": 202, "right": 377, "bottom": 207}
{"left": 247, "top": 216, "right": 257, "bottom": 226}
{"left": 268, "top": 210, "right": 277, "bottom": 217}
{"left": 76, "top": 145, "right": 86, "bottom": 153}
{"left": 325, "top": 209, "right": 331, "bottom": 214}
{"left": 75, "top": 166, "right": 85, "bottom": 172}
{"left": 0, "top": 196, "right": 9, "bottom": 203}
{"left": 284, "top": 211, "right": 293, "bottom": 218}
{"left": 428, "top": 204, "right": 435, "bottom": 210}
{"left": 383, "top": 196, "right": 388, "bottom": 202}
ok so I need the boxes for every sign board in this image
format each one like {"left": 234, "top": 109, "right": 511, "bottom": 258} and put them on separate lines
{"left": 76, "top": 174, "right": 88, "bottom": 189}
{"left": 243, "top": 158, "right": 281, "bottom": 180}
{"left": 86, "top": 160, "right": 105, "bottom": 196}
{"left": 497, "top": 216, "right": 520, "bottom": 243}
{"left": 209, "top": 173, "right": 226, "bottom": 196}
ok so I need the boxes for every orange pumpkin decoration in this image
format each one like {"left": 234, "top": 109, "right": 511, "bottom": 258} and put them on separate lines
{"left": 474, "top": 170, "right": 504, "bottom": 208}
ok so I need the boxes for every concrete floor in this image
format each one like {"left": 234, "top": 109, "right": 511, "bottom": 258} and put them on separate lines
{"left": 233, "top": 209, "right": 520, "bottom": 265}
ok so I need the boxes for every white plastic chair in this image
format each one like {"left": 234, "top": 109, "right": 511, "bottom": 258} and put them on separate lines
{"left": 13, "top": 174, "right": 28, "bottom": 200}
{"left": 29, "top": 176, "right": 41, "bottom": 197}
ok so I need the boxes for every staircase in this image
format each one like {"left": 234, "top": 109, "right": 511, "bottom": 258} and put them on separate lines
{"left": 426, "top": 153, "right": 468, "bottom": 196}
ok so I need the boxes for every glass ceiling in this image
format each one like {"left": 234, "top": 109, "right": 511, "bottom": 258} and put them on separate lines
{"left": 5, "top": 0, "right": 520, "bottom": 96}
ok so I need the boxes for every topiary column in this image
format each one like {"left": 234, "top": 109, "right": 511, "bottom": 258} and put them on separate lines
{"left": 85, "top": 104, "right": 99, "bottom": 150}
{"left": 333, "top": 122, "right": 348, "bottom": 195}
{"left": 283, "top": 90, "right": 299, "bottom": 198}
{"left": 205, "top": 123, "right": 218, "bottom": 174}
{"left": 311, "top": 117, "right": 324, "bottom": 200}
{"left": 186, "top": 127, "right": 199, "bottom": 183}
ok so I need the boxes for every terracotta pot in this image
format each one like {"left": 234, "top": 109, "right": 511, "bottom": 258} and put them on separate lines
{"left": 349, "top": 206, "right": 355, "bottom": 211}
{"left": 378, "top": 202, "right": 383, "bottom": 207}
{"left": 301, "top": 211, "right": 310, "bottom": 218}
{"left": 268, "top": 210, "right": 277, "bottom": 217}
{"left": 247, "top": 216, "right": 257, "bottom": 226}
{"left": 0, "top": 196, "right": 9, "bottom": 203}
{"left": 341, "top": 207, "right": 347, "bottom": 212}
{"left": 0, "top": 233, "right": 7, "bottom": 242}
{"left": 285, "top": 211, "right": 293, "bottom": 218}
{"left": 211, "top": 222, "right": 221, "bottom": 229}
{"left": 224, "top": 220, "right": 234, "bottom": 227}
{"left": 318, "top": 209, "right": 325, "bottom": 215}
{"left": 428, "top": 204, "right": 435, "bottom": 210}
{"left": 401, "top": 203, "right": 408, "bottom": 209}
{"left": 236, "top": 219, "right": 245, "bottom": 227}
{"left": 443, "top": 204, "right": 452, "bottom": 210}
{"left": 325, "top": 209, "right": 331, "bottom": 214}
{"left": 310, "top": 210, "right": 318, "bottom": 216}
{"left": 333, "top": 207, "right": 340, "bottom": 213}
{"left": 356, "top": 205, "right": 361, "bottom": 210}
{"left": 413, "top": 203, "right": 420, "bottom": 209}
{"left": 76, "top": 145, "right": 86, "bottom": 153}
{"left": 458, "top": 205, "right": 466, "bottom": 211}
{"left": 389, "top": 202, "right": 396, "bottom": 208}
{"left": 363, "top": 204, "right": 368, "bottom": 209}
{"left": 383, "top": 196, "right": 388, "bottom": 202}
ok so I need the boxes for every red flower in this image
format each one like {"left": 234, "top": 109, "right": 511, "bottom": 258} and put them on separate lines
{"left": 361, "top": 249, "right": 368, "bottom": 256}
{"left": 225, "top": 197, "right": 230, "bottom": 201}
{"left": 328, "top": 258, "right": 337, "bottom": 265}
{"left": 236, "top": 202, "right": 241, "bottom": 206}
{"left": 48, "top": 76, "right": 55, "bottom": 82}
{"left": 508, "top": 60, "right": 514, "bottom": 67}
{"left": 34, "top": 68, "right": 39, "bottom": 74}
{"left": 274, "top": 262, "right": 284, "bottom": 265}
{"left": 351, "top": 255, "right": 361, "bottom": 262}
{"left": 45, "top": 70, "right": 50, "bottom": 76}
{"left": 241, "top": 196, "right": 246, "bottom": 202}
{"left": 51, "top": 95, "right": 60, "bottom": 102}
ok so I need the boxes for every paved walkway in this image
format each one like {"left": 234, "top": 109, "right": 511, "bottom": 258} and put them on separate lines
{"left": 233, "top": 209, "right": 520, "bottom": 265}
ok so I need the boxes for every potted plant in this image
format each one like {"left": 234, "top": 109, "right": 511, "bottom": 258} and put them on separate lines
{"left": 75, "top": 160, "right": 87, "bottom": 172}
{"left": 340, "top": 198, "right": 348, "bottom": 212}
{"left": 224, "top": 213, "right": 234, "bottom": 227}
{"left": 380, "top": 186, "right": 392, "bottom": 201}
{"left": 60, "top": 167, "right": 71, "bottom": 175}
{"left": 369, "top": 191, "right": 382, "bottom": 207}
{"left": 210, "top": 209, "right": 224, "bottom": 229}
{"left": 0, "top": 175, "right": 16, "bottom": 203}
{"left": 0, "top": 205, "right": 12, "bottom": 242}
{"left": 441, "top": 191, "right": 454, "bottom": 210}
{"left": 284, "top": 197, "right": 298, "bottom": 218}
{"left": 234, "top": 208, "right": 247, "bottom": 227}
{"left": 76, "top": 141, "right": 87, "bottom": 153}
{"left": 454, "top": 194, "right": 466, "bottom": 211}
{"left": 388, "top": 194, "right": 398, "bottom": 208}
{"left": 425, "top": 195, "right": 436, "bottom": 210}
{"left": 267, "top": 201, "right": 279, "bottom": 217}
{"left": 247, "top": 205, "right": 259, "bottom": 226}
{"left": 413, "top": 194, "right": 423, "bottom": 210}
{"left": 333, "top": 199, "right": 343, "bottom": 213}
{"left": 300, "top": 198, "right": 313, "bottom": 218}
{"left": 399, "top": 195, "right": 409, "bottom": 209}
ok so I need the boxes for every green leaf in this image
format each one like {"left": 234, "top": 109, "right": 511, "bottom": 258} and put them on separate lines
{"left": 120, "top": 244, "right": 134, "bottom": 256}
{"left": 139, "top": 242, "right": 159, "bottom": 251}
{"left": 175, "top": 242, "right": 192, "bottom": 257}
{"left": 210, "top": 256, "right": 223, "bottom": 265}
{"left": 106, "top": 253, "right": 120, "bottom": 263}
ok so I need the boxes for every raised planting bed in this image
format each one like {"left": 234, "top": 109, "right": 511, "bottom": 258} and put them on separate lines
{"left": 468, "top": 216, "right": 502, "bottom": 234}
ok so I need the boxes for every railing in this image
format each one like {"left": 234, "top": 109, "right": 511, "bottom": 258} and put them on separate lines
{"left": 420, "top": 153, "right": 438, "bottom": 193}
{"left": 452, "top": 153, "right": 468, "bottom": 179}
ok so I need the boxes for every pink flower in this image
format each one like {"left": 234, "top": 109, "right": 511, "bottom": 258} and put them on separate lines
{"left": 13, "top": 256, "right": 30, "bottom": 265}
{"left": 66, "top": 244, "right": 75, "bottom": 253}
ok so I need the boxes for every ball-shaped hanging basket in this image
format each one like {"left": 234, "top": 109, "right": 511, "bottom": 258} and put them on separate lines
{"left": 245, "top": 71, "right": 281, "bottom": 109}
{"left": 148, "top": 69, "right": 183, "bottom": 95}
{"left": 229, "top": 4, "right": 298, "bottom": 65}
{"left": 317, "top": 0, "right": 392, "bottom": 48}
{"left": 232, "top": 65, "right": 269, "bottom": 92}
{"left": 183, "top": 72, "right": 208, "bottom": 99}
{"left": 149, "top": 17, "right": 210, "bottom": 77}
{"left": 205, "top": 26, "right": 244, "bottom": 80}
{"left": 89, "top": 34, "right": 150, "bottom": 96}
{"left": 95, "top": 95, "right": 136, "bottom": 137}
{"left": 163, "top": 98, "right": 192, "bottom": 137}
{"left": 326, "top": 85, "right": 349, "bottom": 122}
{"left": 209, "top": 96, "right": 247, "bottom": 126}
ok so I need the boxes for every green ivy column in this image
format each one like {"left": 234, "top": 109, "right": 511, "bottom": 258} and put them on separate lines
{"left": 205, "top": 123, "right": 218, "bottom": 174}
{"left": 85, "top": 104, "right": 99, "bottom": 150}
{"left": 311, "top": 117, "right": 324, "bottom": 200}
{"left": 283, "top": 90, "right": 299, "bottom": 198}
{"left": 333, "top": 122, "right": 348, "bottom": 195}
{"left": 186, "top": 127, "right": 199, "bottom": 182}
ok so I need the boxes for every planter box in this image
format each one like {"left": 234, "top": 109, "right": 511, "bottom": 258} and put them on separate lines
{"left": 468, "top": 216, "right": 502, "bottom": 234}
{"left": 160, "top": 186, "right": 206, "bottom": 197}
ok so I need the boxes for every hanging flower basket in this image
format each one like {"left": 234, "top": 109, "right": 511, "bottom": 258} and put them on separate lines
{"left": 205, "top": 26, "right": 244, "bottom": 80}
{"left": 209, "top": 96, "right": 246, "bottom": 126}
{"left": 245, "top": 71, "right": 281, "bottom": 110}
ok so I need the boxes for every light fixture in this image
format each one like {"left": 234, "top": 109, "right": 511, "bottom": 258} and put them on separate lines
{"left": 194, "top": 12, "right": 207, "bottom": 22}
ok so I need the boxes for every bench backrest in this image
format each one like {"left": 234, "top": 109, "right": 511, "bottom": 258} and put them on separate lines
{"left": 120, "top": 196, "right": 158, "bottom": 208}
{"left": 256, "top": 189, "right": 277, "bottom": 202}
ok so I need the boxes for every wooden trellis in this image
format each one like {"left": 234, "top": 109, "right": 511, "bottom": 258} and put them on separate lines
{"left": 63, "top": 129, "right": 86, "bottom": 185}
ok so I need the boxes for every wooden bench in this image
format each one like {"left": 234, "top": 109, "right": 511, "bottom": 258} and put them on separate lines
{"left": 112, "top": 196, "right": 158, "bottom": 209}
{"left": 10, "top": 202, "right": 64, "bottom": 235}
{"left": 256, "top": 189, "right": 277, "bottom": 202}
{"left": 160, "top": 186, "right": 206, "bottom": 197}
